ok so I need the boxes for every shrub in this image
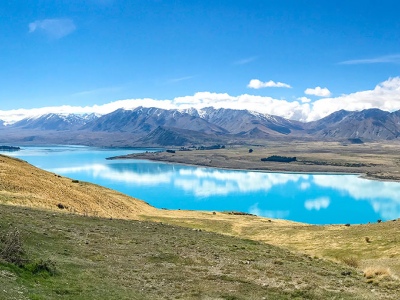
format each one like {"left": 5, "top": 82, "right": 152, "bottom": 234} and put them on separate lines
{"left": 341, "top": 257, "right": 360, "bottom": 268}
{"left": 29, "top": 259, "right": 58, "bottom": 276}
{"left": 0, "top": 228, "right": 27, "bottom": 266}
{"left": 261, "top": 155, "right": 296, "bottom": 163}
{"left": 0, "top": 228, "right": 58, "bottom": 276}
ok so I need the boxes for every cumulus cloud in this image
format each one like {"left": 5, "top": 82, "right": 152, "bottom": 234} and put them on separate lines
{"left": 170, "top": 92, "right": 310, "bottom": 120}
{"left": 2, "top": 77, "right": 400, "bottom": 124}
{"left": 304, "top": 197, "right": 330, "bottom": 211}
{"left": 297, "top": 97, "right": 311, "bottom": 103}
{"left": 28, "top": 18, "right": 76, "bottom": 39}
{"left": 304, "top": 86, "right": 331, "bottom": 97}
{"left": 247, "top": 79, "right": 292, "bottom": 89}
{"left": 306, "top": 77, "right": 400, "bottom": 121}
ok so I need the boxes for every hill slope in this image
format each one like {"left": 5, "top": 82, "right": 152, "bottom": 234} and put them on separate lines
{"left": 1, "top": 154, "right": 399, "bottom": 299}
{"left": 0, "top": 154, "right": 157, "bottom": 219}
{"left": 4, "top": 204, "right": 398, "bottom": 300}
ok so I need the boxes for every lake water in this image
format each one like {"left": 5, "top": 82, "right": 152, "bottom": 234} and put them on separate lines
{"left": 2, "top": 145, "right": 400, "bottom": 225}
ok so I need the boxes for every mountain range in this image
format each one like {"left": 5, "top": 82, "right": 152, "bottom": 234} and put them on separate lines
{"left": 1, "top": 107, "right": 399, "bottom": 146}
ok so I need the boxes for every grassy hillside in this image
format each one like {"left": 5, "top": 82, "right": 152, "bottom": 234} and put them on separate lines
{"left": 1, "top": 204, "right": 399, "bottom": 300}
{"left": 1, "top": 154, "right": 400, "bottom": 299}
{"left": 0, "top": 155, "right": 157, "bottom": 219}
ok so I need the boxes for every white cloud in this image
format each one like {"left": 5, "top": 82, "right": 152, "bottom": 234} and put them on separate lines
{"left": 339, "top": 54, "right": 400, "bottom": 65}
{"left": 247, "top": 79, "right": 292, "bottom": 89}
{"left": 2, "top": 77, "right": 400, "bottom": 124}
{"left": 304, "top": 197, "right": 330, "bottom": 211}
{"left": 306, "top": 77, "right": 400, "bottom": 121}
{"left": 297, "top": 97, "right": 311, "bottom": 103}
{"left": 28, "top": 18, "right": 76, "bottom": 39}
{"left": 304, "top": 86, "right": 331, "bottom": 97}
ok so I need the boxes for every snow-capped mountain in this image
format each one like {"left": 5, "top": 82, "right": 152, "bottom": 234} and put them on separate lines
{"left": 9, "top": 113, "right": 99, "bottom": 131}
{"left": 3, "top": 107, "right": 400, "bottom": 146}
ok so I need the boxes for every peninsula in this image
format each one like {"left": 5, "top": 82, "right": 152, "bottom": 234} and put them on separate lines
{"left": 108, "top": 140, "right": 400, "bottom": 182}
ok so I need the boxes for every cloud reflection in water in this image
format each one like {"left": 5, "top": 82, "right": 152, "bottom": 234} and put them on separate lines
{"left": 312, "top": 175, "right": 400, "bottom": 220}
{"left": 50, "top": 162, "right": 400, "bottom": 221}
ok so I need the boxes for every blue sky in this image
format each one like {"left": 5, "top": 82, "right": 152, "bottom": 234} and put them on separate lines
{"left": 1, "top": 0, "right": 400, "bottom": 122}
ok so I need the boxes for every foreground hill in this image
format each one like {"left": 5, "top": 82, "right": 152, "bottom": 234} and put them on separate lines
{"left": 0, "top": 154, "right": 157, "bottom": 219}
{"left": 1, "top": 154, "right": 399, "bottom": 299}
{"left": 4, "top": 204, "right": 398, "bottom": 300}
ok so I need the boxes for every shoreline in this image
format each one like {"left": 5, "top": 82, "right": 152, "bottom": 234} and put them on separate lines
{"left": 107, "top": 144, "right": 400, "bottom": 183}
{"left": 111, "top": 154, "right": 364, "bottom": 177}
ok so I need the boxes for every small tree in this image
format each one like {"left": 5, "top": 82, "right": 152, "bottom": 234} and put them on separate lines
{"left": 249, "top": 149, "right": 253, "bottom": 153}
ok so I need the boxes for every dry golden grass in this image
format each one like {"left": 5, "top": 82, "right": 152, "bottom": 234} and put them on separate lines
{"left": 0, "top": 155, "right": 158, "bottom": 219}
{"left": 363, "top": 266, "right": 392, "bottom": 279}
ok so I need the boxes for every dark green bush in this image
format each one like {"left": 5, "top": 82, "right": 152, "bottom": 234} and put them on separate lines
{"left": 261, "top": 155, "right": 296, "bottom": 163}
{"left": 29, "top": 259, "right": 58, "bottom": 276}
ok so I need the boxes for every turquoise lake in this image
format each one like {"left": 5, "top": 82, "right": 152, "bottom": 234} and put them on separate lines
{"left": 2, "top": 145, "right": 400, "bottom": 225}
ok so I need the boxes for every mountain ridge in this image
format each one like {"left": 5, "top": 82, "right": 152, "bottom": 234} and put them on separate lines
{"left": 1, "top": 107, "right": 400, "bottom": 146}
